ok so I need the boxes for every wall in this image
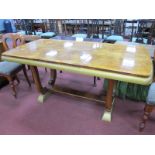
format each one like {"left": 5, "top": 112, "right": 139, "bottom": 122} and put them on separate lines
{"left": 0, "top": 19, "right": 5, "bottom": 32}
{"left": 0, "top": 19, "right": 16, "bottom": 32}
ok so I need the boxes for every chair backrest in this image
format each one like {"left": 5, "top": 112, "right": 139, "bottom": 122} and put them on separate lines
{"left": 2, "top": 33, "right": 25, "bottom": 51}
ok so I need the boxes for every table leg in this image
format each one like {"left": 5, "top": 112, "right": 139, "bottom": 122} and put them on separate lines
{"left": 102, "top": 79, "right": 116, "bottom": 122}
{"left": 30, "top": 66, "right": 51, "bottom": 103}
{"left": 48, "top": 69, "right": 57, "bottom": 86}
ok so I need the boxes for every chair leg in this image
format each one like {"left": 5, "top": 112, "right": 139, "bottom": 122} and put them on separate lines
{"left": 15, "top": 75, "right": 20, "bottom": 85}
{"left": 97, "top": 77, "right": 100, "bottom": 80}
{"left": 139, "top": 104, "right": 154, "bottom": 132}
{"left": 27, "top": 65, "right": 30, "bottom": 70}
{"left": 93, "top": 76, "right": 97, "bottom": 87}
{"left": 45, "top": 68, "right": 47, "bottom": 72}
{"left": 7, "top": 77, "right": 17, "bottom": 98}
{"left": 22, "top": 65, "right": 31, "bottom": 87}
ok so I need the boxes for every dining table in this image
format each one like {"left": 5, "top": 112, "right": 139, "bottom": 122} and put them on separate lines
{"left": 1, "top": 39, "right": 153, "bottom": 122}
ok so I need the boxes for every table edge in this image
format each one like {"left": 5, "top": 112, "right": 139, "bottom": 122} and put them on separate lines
{"left": 2, "top": 55, "right": 153, "bottom": 85}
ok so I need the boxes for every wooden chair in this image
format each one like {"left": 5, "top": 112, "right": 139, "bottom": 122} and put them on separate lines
{"left": 139, "top": 50, "right": 155, "bottom": 131}
{"left": 139, "top": 83, "right": 155, "bottom": 131}
{"left": 0, "top": 33, "right": 31, "bottom": 98}
{"left": 40, "top": 19, "right": 56, "bottom": 39}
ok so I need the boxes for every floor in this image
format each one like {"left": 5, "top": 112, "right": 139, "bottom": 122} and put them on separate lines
{"left": 0, "top": 68, "right": 155, "bottom": 135}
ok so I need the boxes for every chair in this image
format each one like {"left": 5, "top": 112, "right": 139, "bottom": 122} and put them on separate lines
{"left": 103, "top": 19, "right": 124, "bottom": 43}
{"left": 139, "top": 50, "right": 155, "bottom": 131}
{"left": 72, "top": 20, "right": 88, "bottom": 39}
{"left": 139, "top": 83, "right": 155, "bottom": 131}
{"left": 106, "top": 35, "right": 124, "bottom": 42}
{"left": 40, "top": 19, "right": 56, "bottom": 39}
{"left": 1, "top": 33, "right": 31, "bottom": 98}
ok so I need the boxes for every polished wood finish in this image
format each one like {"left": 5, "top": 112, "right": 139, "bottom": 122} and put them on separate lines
{"left": 2, "top": 39, "right": 152, "bottom": 77}
{"left": 105, "top": 80, "right": 116, "bottom": 110}
{"left": 0, "top": 33, "right": 31, "bottom": 97}
{"left": 30, "top": 66, "right": 44, "bottom": 94}
{"left": 30, "top": 66, "right": 48, "bottom": 96}
{"left": 116, "top": 40, "right": 155, "bottom": 58}
{"left": 2, "top": 33, "right": 25, "bottom": 51}
{"left": 52, "top": 85, "right": 105, "bottom": 103}
{"left": 2, "top": 39, "right": 153, "bottom": 121}
{"left": 139, "top": 104, "right": 154, "bottom": 131}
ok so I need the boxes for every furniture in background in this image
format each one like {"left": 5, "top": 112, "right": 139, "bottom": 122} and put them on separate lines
{"left": 123, "top": 20, "right": 138, "bottom": 41}
{"left": 40, "top": 19, "right": 56, "bottom": 39}
{"left": 0, "top": 33, "right": 31, "bottom": 97}
{"left": 71, "top": 20, "right": 88, "bottom": 39}
{"left": 103, "top": 20, "right": 124, "bottom": 43}
{"left": 22, "top": 34, "right": 41, "bottom": 43}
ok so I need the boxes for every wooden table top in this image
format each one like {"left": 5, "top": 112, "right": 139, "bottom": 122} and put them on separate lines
{"left": 22, "top": 34, "right": 41, "bottom": 42}
{"left": 2, "top": 39, "right": 152, "bottom": 77}
{"left": 116, "top": 41, "right": 155, "bottom": 58}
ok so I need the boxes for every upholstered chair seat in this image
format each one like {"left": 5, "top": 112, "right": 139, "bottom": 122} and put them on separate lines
{"left": 139, "top": 49, "right": 155, "bottom": 131}
{"left": 146, "top": 83, "right": 155, "bottom": 105}
{"left": 1, "top": 33, "right": 31, "bottom": 98}
{"left": 106, "top": 35, "right": 124, "bottom": 41}
{"left": 72, "top": 33, "right": 87, "bottom": 39}
{"left": 41, "top": 32, "right": 56, "bottom": 39}
{"left": 0, "top": 61, "right": 22, "bottom": 75}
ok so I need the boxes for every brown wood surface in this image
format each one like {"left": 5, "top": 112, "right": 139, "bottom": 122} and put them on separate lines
{"left": 0, "top": 33, "right": 31, "bottom": 97}
{"left": 2, "top": 39, "right": 152, "bottom": 77}
{"left": 105, "top": 79, "right": 116, "bottom": 110}
{"left": 139, "top": 104, "right": 154, "bottom": 131}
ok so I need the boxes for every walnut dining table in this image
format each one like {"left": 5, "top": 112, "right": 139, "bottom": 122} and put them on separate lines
{"left": 1, "top": 39, "right": 153, "bottom": 122}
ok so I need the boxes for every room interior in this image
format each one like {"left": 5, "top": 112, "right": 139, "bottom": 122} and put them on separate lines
{"left": 0, "top": 19, "right": 155, "bottom": 135}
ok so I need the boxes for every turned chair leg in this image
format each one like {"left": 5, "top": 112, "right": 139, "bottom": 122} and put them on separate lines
{"left": 7, "top": 77, "right": 17, "bottom": 98}
{"left": 93, "top": 76, "right": 97, "bottom": 87}
{"left": 139, "top": 104, "right": 154, "bottom": 132}
{"left": 22, "top": 65, "right": 31, "bottom": 87}
{"left": 27, "top": 65, "right": 30, "bottom": 70}
{"left": 15, "top": 75, "right": 20, "bottom": 85}
{"left": 93, "top": 77, "right": 101, "bottom": 87}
